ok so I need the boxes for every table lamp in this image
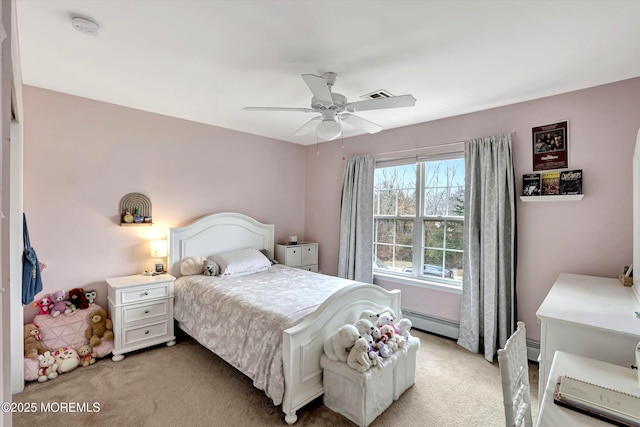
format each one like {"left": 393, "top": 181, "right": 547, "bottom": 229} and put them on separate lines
{"left": 150, "top": 239, "right": 168, "bottom": 273}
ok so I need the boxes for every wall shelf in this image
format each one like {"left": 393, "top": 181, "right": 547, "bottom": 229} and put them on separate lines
{"left": 119, "top": 192, "right": 153, "bottom": 225}
{"left": 520, "top": 195, "right": 584, "bottom": 202}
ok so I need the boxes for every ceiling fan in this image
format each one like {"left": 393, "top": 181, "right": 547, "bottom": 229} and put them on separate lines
{"left": 242, "top": 72, "right": 417, "bottom": 141}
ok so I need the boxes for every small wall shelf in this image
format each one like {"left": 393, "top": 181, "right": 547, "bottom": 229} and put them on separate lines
{"left": 520, "top": 195, "right": 584, "bottom": 202}
{"left": 119, "top": 192, "right": 153, "bottom": 225}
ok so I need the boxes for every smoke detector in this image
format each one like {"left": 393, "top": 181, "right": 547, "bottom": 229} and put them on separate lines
{"left": 71, "top": 16, "right": 100, "bottom": 35}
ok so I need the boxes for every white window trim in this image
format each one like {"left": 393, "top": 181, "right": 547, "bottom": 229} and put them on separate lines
{"left": 373, "top": 151, "right": 465, "bottom": 292}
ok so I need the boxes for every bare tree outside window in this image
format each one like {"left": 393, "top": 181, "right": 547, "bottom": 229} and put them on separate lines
{"left": 373, "top": 158, "right": 464, "bottom": 285}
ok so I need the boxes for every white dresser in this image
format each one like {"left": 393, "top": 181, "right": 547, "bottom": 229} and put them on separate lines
{"left": 106, "top": 273, "right": 176, "bottom": 361}
{"left": 275, "top": 242, "right": 318, "bottom": 272}
{"left": 536, "top": 273, "right": 640, "bottom": 398}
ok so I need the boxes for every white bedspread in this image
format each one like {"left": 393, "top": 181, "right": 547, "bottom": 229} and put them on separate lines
{"left": 173, "top": 264, "right": 357, "bottom": 405}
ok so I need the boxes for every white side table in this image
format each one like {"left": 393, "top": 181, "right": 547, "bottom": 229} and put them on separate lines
{"left": 106, "top": 273, "right": 176, "bottom": 361}
{"left": 275, "top": 242, "right": 318, "bottom": 272}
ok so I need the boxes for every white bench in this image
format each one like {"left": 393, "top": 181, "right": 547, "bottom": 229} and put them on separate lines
{"left": 320, "top": 336, "right": 419, "bottom": 426}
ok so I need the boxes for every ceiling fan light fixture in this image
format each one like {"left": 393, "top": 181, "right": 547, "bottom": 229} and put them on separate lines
{"left": 316, "top": 119, "right": 342, "bottom": 141}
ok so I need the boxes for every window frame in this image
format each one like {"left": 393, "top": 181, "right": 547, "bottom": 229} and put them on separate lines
{"left": 373, "top": 151, "right": 465, "bottom": 291}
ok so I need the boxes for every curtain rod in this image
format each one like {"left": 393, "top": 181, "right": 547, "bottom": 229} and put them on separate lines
{"left": 374, "top": 131, "right": 517, "bottom": 158}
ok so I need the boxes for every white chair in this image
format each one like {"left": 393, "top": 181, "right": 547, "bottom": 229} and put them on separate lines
{"left": 497, "top": 321, "right": 533, "bottom": 427}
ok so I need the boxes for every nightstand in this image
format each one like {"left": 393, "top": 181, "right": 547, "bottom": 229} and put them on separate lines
{"left": 106, "top": 273, "right": 176, "bottom": 362}
{"left": 275, "top": 242, "right": 318, "bottom": 272}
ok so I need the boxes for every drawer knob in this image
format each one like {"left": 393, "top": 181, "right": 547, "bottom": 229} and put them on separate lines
{"left": 144, "top": 310, "right": 150, "bottom": 314}
{"left": 293, "top": 250, "right": 296, "bottom": 253}
{"left": 144, "top": 330, "right": 150, "bottom": 335}
{"left": 142, "top": 291, "right": 149, "bottom": 296}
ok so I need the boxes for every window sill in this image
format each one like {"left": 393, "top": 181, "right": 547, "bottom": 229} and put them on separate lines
{"left": 373, "top": 272, "right": 462, "bottom": 295}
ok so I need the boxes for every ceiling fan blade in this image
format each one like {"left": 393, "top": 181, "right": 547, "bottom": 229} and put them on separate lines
{"left": 243, "top": 107, "right": 314, "bottom": 112}
{"left": 294, "top": 116, "right": 322, "bottom": 135}
{"left": 341, "top": 113, "right": 383, "bottom": 134}
{"left": 301, "top": 74, "right": 333, "bottom": 104}
{"left": 345, "top": 94, "right": 416, "bottom": 112}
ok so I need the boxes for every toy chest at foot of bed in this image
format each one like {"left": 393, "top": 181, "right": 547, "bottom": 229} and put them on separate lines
{"left": 320, "top": 336, "right": 419, "bottom": 427}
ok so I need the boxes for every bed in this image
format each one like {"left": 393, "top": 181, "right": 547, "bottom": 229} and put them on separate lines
{"left": 168, "top": 212, "right": 401, "bottom": 424}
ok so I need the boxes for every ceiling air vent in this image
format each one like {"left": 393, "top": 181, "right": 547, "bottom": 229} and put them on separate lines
{"left": 360, "top": 89, "right": 394, "bottom": 100}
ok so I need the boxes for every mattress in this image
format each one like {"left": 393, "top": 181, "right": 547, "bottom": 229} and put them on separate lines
{"left": 173, "top": 264, "right": 356, "bottom": 405}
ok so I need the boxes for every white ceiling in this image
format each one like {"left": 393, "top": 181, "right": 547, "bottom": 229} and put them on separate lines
{"left": 13, "top": 0, "right": 640, "bottom": 145}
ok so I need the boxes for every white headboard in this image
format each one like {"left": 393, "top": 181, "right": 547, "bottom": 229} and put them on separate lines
{"left": 168, "top": 212, "right": 274, "bottom": 278}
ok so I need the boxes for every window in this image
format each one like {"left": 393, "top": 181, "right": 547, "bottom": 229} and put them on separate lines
{"left": 373, "top": 156, "right": 465, "bottom": 286}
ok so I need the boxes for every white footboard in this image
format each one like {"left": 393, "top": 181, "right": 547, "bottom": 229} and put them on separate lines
{"left": 281, "top": 283, "right": 401, "bottom": 424}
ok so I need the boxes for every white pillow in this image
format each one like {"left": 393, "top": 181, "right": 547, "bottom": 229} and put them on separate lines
{"left": 210, "top": 248, "right": 271, "bottom": 276}
{"left": 180, "top": 256, "right": 206, "bottom": 276}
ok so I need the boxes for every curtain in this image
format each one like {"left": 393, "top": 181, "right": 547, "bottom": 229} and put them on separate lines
{"left": 338, "top": 155, "right": 375, "bottom": 283}
{"left": 457, "top": 134, "right": 516, "bottom": 362}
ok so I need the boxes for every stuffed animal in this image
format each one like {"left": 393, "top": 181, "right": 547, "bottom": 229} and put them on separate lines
{"left": 54, "top": 346, "right": 79, "bottom": 374}
{"left": 50, "top": 290, "right": 72, "bottom": 317}
{"left": 32, "top": 296, "right": 52, "bottom": 316}
{"left": 376, "top": 340, "right": 392, "bottom": 358}
{"left": 203, "top": 258, "right": 220, "bottom": 276}
{"left": 363, "top": 334, "right": 379, "bottom": 366}
{"left": 84, "top": 289, "right": 97, "bottom": 306}
{"left": 396, "top": 318, "right": 413, "bottom": 342}
{"left": 379, "top": 307, "right": 397, "bottom": 321}
{"left": 380, "top": 324, "right": 400, "bottom": 351}
{"left": 24, "top": 323, "right": 48, "bottom": 358}
{"left": 86, "top": 309, "right": 114, "bottom": 347}
{"left": 354, "top": 318, "right": 375, "bottom": 337}
{"left": 77, "top": 344, "right": 97, "bottom": 367}
{"left": 359, "top": 310, "right": 379, "bottom": 325}
{"left": 347, "top": 337, "right": 371, "bottom": 372}
{"left": 323, "top": 324, "right": 360, "bottom": 362}
{"left": 68, "top": 287, "right": 89, "bottom": 310}
{"left": 377, "top": 312, "right": 395, "bottom": 329}
{"left": 37, "top": 351, "right": 58, "bottom": 382}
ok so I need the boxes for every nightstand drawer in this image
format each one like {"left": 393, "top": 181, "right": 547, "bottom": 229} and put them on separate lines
{"left": 120, "top": 283, "right": 170, "bottom": 304}
{"left": 122, "top": 320, "right": 170, "bottom": 347}
{"left": 284, "top": 247, "right": 303, "bottom": 267}
{"left": 122, "top": 300, "right": 170, "bottom": 324}
{"left": 301, "top": 244, "right": 317, "bottom": 265}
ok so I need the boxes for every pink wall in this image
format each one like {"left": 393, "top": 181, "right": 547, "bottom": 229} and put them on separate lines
{"left": 22, "top": 86, "right": 307, "bottom": 322}
{"left": 22, "top": 78, "right": 640, "bottom": 343}
{"left": 304, "top": 77, "right": 640, "bottom": 341}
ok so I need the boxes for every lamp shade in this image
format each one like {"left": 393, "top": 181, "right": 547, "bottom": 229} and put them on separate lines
{"left": 150, "top": 240, "right": 168, "bottom": 258}
{"left": 316, "top": 119, "right": 342, "bottom": 141}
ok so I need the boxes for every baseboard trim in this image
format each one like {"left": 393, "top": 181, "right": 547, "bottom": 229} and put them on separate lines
{"left": 402, "top": 310, "right": 540, "bottom": 362}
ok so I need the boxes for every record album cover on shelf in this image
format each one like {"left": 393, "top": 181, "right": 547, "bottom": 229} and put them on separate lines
{"left": 541, "top": 171, "right": 561, "bottom": 195}
{"left": 560, "top": 169, "right": 583, "bottom": 195}
{"left": 522, "top": 173, "right": 541, "bottom": 196}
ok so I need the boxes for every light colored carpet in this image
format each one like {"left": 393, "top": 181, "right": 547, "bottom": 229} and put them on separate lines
{"left": 13, "top": 329, "right": 538, "bottom": 426}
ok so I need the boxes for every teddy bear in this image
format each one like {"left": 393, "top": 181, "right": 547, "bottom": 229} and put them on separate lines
{"left": 24, "top": 323, "right": 49, "bottom": 358}
{"left": 203, "top": 258, "right": 220, "bottom": 276}
{"left": 359, "top": 309, "right": 379, "bottom": 325}
{"left": 354, "top": 318, "right": 375, "bottom": 337}
{"left": 77, "top": 344, "right": 97, "bottom": 367}
{"left": 32, "top": 295, "right": 52, "bottom": 316}
{"left": 50, "top": 290, "right": 73, "bottom": 317}
{"left": 395, "top": 317, "right": 413, "bottom": 342}
{"left": 347, "top": 337, "right": 371, "bottom": 372}
{"left": 54, "top": 346, "right": 80, "bottom": 374}
{"left": 68, "top": 287, "right": 89, "bottom": 310}
{"left": 379, "top": 307, "right": 397, "bottom": 321}
{"left": 323, "top": 324, "right": 360, "bottom": 362}
{"left": 37, "top": 351, "right": 58, "bottom": 382}
{"left": 84, "top": 289, "right": 97, "bottom": 306}
{"left": 86, "top": 309, "right": 114, "bottom": 347}
{"left": 376, "top": 340, "right": 393, "bottom": 358}
{"left": 379, "top": 324, "right": 400, "bottom": 351}
{"left": 362, "top": 334, "right": 379, "bottom": 367}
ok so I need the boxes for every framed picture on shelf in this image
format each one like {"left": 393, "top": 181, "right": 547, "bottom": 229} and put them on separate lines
{"left": 532, "top": 120, "right": 568, "bottom": 171}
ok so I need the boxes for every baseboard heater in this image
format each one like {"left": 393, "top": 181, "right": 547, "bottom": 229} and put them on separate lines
{"left": 402, "top": 310, "right": 540, "bottom": 362}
